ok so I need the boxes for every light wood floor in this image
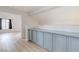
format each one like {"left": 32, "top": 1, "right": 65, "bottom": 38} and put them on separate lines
{"left": 0, "top": 32, "right": 48, "bottom": 52}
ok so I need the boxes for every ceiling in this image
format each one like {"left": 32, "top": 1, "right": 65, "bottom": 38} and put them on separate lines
{"left": 8, "top": 6, "right": 57, "bottom": 15}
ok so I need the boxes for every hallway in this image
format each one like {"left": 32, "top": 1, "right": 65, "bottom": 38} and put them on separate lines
{"left": 0, "top": 32, "right": 47, "bottom": 52}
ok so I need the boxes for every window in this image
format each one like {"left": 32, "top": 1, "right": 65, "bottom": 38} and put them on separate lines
{"left": 0, "top": 18, "right": 12, "bottom": 30}
{"left": 2, "top": 19, "right": 9, "bottom": 29}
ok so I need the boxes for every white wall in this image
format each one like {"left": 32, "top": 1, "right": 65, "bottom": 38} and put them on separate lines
{"left": 0, "top": 11, "right": 22, "bottom": 32}
{"left": 22, "top": 14, "right": 39, "bottom": 39}
{"left": 31, "top": 6, "right": 79, "bottom": 26}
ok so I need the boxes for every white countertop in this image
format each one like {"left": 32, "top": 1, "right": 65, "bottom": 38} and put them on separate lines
{"left": 30, "top": 27, "right": 79, "bottom": 37}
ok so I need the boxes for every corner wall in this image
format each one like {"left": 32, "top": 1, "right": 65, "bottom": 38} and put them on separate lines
{"left": 22, "top": 14, "right": 39, "bottom": 40}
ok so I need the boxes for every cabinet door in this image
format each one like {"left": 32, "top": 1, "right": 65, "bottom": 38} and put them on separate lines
{"left": 44, "top": 32, "right": 53, "bottom": 51}
{"left": 28, "top": 29, "right": 30, "bottom": 40}
{"left": 69, "top": 36, "right": 79, "bottom": 52}
{"left": 53, "top": 34, "right": 67, "bottom": 52}
{"left": 37, "top": 31, "right": 44, "bottom": 48}
{"left": 32, "top": 30, "right": 37, "bottom": 43}
{"left": 28, "top": 29, "right": 32, "bottom": 40}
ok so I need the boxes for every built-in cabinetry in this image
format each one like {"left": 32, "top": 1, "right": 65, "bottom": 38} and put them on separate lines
{"left": 37, "top": 31, "right": 44, "bottom": 48}
{"left": 32, "top": 30, "right": 37, "bottom": 43}
{"left": 43, "top": 32, "right": 53, "bottom": 51}
{"left": 68, "top": 36, "right": 79, "bottom": 52}
{"left": 28, "top": 29, "right": 79, "bottom": 52}
{"left": 53, "top": 34, "right": 67, "bottom": 52}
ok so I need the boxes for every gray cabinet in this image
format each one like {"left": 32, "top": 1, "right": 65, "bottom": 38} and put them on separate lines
{"left": 69, "top": 36, "right": 79, "bottom": 52}
{"left": 28, "top": 29, "right": 30, "bottom": 40}
{"left": 28, "top": 29, "right": 32, "bottom": 40}
{"left": 43, "top": 32, "right": 53, "bottom": 51}
{"left": 32, "top": 30, "right": 37, "bottom": 43}
{"left": 53, "top": 34, "right": 67, "bottom": 52}
{"left": 37, "top": 31, "right": 44, "bottom": 48}
{"left": 28, "top": 29, "right": 79, "bottom": 52}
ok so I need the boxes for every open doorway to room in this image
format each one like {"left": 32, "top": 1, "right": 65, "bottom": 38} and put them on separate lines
{"left": 0, "top": 11, "right": 22, "bottom": 40}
